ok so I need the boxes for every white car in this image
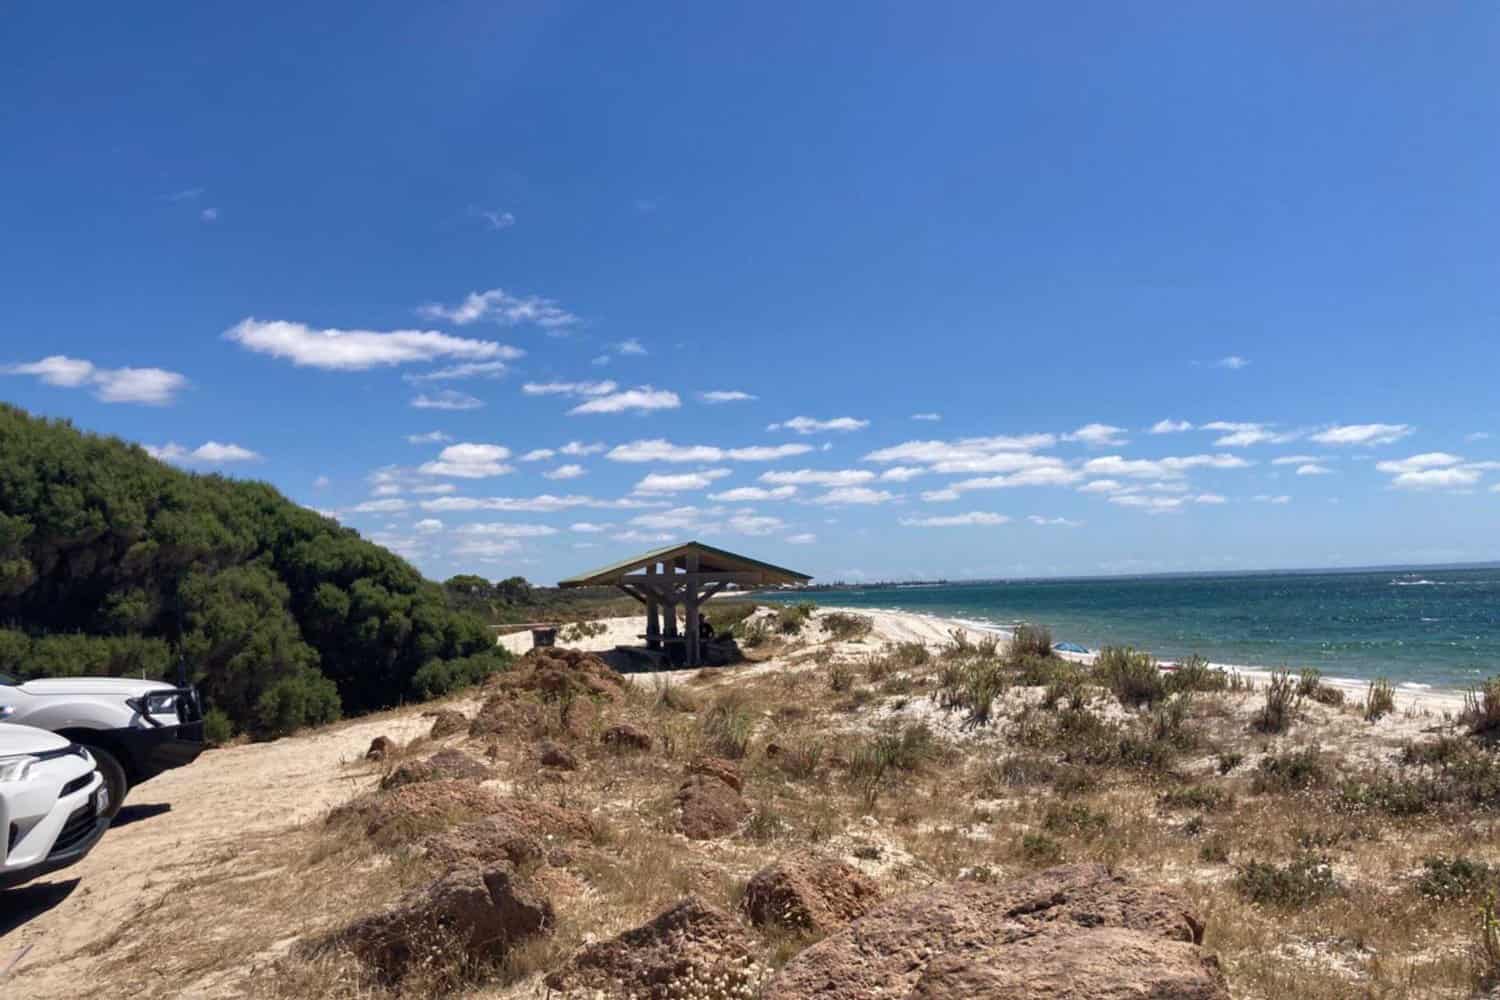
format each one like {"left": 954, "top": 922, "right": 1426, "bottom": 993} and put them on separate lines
{"left": 0, "top": 672, "right": 204, "bottom": 819}
{"left": 0, "top": 722, "right": 109, "bottom": 889}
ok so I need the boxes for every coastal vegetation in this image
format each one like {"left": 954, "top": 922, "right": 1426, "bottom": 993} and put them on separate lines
{"left": 0, "top": 404, "right": 518, "bottom": 738}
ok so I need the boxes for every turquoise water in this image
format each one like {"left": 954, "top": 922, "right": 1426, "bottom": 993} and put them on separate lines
{"left": 766, "top": 568, "right": 1500, "bottom": 693}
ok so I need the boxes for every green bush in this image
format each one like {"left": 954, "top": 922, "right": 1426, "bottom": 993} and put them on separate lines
{"left": 1167, "top": 655, "right": 1226, "bottom": 694}
{"left": 1094, "top": 647, "right": 1166, "bottom": 708}
{"left": 410, "top": 649, "right": 511, "bottom": 699}
{"left": 822, "top": 612, "right": 873, "bottom": 642}
{"left": 1007, "top": 623, "right": 1053, "bottom": 661}
{"left": 1252, "top": 747, "right": 1326, "bottom": 794}
{"left": 1416, "top": 856, "right": 1495, "bottom": 901}
{"left": 702, "top": 692, "right": 756, "bottom": 759}
{"left": 1235, "top": 854, "right": 1339, "bottom": 908}
{"left": 1364, "top": 677, "right": 1397, "bottom": 722}
{"left": 202, "top": 707, "right": 234, "bottom": 745}
{"left": 1463, "top": 678, "right": 1500, "bottom": 735}
{"left": 775, "top": 602, "right": 817, "bottom": 635}
{"left": 1042, "top": 802, "right": 1109, "bottom": 837}
{"left": 1160, "top": 784, "right": 1234, "bottom": 812}
{"left": 1255, "top": 670, "right": 1302, "bottom": 734}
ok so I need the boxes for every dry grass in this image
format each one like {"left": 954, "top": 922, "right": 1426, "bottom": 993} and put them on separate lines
{"left": 36, "top": 613, "right": 1500, "bottom": 1000}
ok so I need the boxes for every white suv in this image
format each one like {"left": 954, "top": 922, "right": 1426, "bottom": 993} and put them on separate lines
{"left": 0, "top": 672, "right": 204, "bottom": 819}
{"left": 0, "top": 722, "right": 109, "bottom": 889}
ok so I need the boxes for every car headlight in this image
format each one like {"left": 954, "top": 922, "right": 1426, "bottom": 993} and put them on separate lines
{"left": 144, "top": 692, "right": 179, "bottom": 714}
{"left": 0, "top": 755, "right": 38, "bottom": 782}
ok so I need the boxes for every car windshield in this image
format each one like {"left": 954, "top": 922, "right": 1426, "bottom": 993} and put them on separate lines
{"left": 0, "top": 672, "right": 16, "bottom": 686}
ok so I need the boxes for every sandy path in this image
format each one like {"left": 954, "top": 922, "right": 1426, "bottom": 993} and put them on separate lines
{"left": 0, "top": 700, "right": 460, "bottom": 998}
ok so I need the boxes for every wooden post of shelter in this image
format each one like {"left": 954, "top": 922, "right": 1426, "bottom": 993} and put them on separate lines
{"left": 557, "top": 541, "right": 812, "bottom": 667}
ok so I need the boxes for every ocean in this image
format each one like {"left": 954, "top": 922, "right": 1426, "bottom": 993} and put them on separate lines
{"left": 765, "top": 567, "right": 1500, "bottom": 693}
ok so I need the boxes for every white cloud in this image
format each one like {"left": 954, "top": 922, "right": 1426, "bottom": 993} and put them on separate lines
{"left": 911, "top": 413, "right": 942, "bottom": 422}
{"left": 414, "top": 518, "right": 444, "bottom": 534}
{"left": 523, "top": 380, "right": 617, "bottom": 397}
{"left": 727, "top": 513, "right": 784, "bottom": 536}
{"left": 200, "top": 207, "right": 218, "bottom": 223}
{"left": 406, "top": 430, "right": 453, "bottom": 444}
{"left": 569, "top": 387, "right": 681, "bottom": 415}
{"left": 471, "top": 208, "right": 515, "bottom": 231}
{"left": 453, "top": 522, "right": 558, "bottom": 538}
{"left": 1078, "top": 479, "right": 1125, "bottom": 494}
{"left": 544, "top": 464, "right": 586, "bottom": 480}
{"left": 451, "top": 538, "right": 522, "bottom": 560}
{"left": 699, "top": 390, "right": 757, "bottom": 403}
{"left": 760, "top": 469, "right": 874, "bottom": 487}
{"left": 3, "top": 355, "right": 188, "bottom": 405}
{"left": 879, "top": 466, "right": 927, "bottom": 482}
{"left": 710, "top": 485, "right": 797, "bottom": 502}
{"left": 411, "top": 390, "right": 484, "bottom": 410}
{"left": 1194, "top": 493, "right": 1227, "bottom": 504}
{"left": 785, "top": 533, "right": 817, "bottom": 544}
{"left": 570, "top": 522, "right": 611, "bottom": 533}
{"left": 863, "top": 435, "right": 1057, "bottom": 465}
{"left": 920, "top": 488, "right": 961, "bottom": 502}
{"left": 928, "top": 452, "right": 1071, "bottom": 477}
{"left": 412, "top": 483, "right": 457, "bottom": 495}
{"left": 314, "top": 475, "right": 331, "bottom": 489}
{"left": 810, "top": 487, "right": 898, "bottom": 505}
{"left": 1149, "top": 420, "right": 1193, "bottom": 434}
{"left": 418, "top": 443, "right": 513, "bottom": 478}
{"left": 1081, "top": 453, "right": 1251, "bottom": 480}
{"left": 1200, "top": 421, "right": 1299, "bottom": 447}
{"left": 561, "top": 441, "right": 606, "bottom": 456}
{"left": 1270, "top": 454, "right": 1320, "bottom": 466}
{"left": 403, "top": 358, "right": 520, "bottom": 383}
{"left": 634, "top": 469, "right": 732, "bottom": 494}
{"left": 1213, "top": 355, "right": 1250, "bottom": 370}
{"left": 420, "top": 494, "right": 665, "bottom": 513}
{"left": 1376, "top": 452, "right": 1483, "bottom": 490}
{"left": 349, "top": 498, "right": 410, "bottom": 513}
{"left": 416, "top": 288, "right": 580, "bottom": 329}
{"left": 607, "top": 439, "right": 814, "bottom": 463}
{"left": 1295, "top": 464, "right": 1333, "bottom": 476}
{"left": 1468, "top": 432, "right": 1491, "bottom": 442}
{"left": 615, "top": 338, "right": 646, "bottom": 356}
{"left": 1309, "top": 423, "right": 1413, "bottom": 446}
{"left": 1027, "top": 515, "right": 1082, "bottom": 526}
{"left": 144, "top": 441, "right": 262, "bottom": 464}
{"left": 901, "top": 512, "right": 1010, "bottom": 527}
{"left": 769, "top": 416, "right": 870, "bottom": 435}
{"left": 226, "top": 319, "right": 505, "bottom": 370}
{"left": 1252, "top": 494, "right": 1291, "bottom": 504}
{"left": 1064, "top": 423, "right": 1128, "bottom": 447}
{"left": 947, "top": 466, "right": 1085, "bottom": 491}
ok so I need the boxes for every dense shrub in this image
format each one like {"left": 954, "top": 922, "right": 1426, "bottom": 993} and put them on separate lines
{"left": 1006, "top": 623, "right": 1053, "bottom": 661}
{"left": 1167, "top": 655, "right": 1226, "bottom": 694}
{"left": 1235, "top": 854, "right": 1339, "bottom": 908}
{"left": 821, "top": 612, "right": 873, "bottom": 642}
{"left": 1252, "top": 747, "right": 1327, "bottom": 794}
{"left": 1463, "top": 678, "right": 1500, "bottom": 736}
{"left": 1255, "top": 670, "right": 1302, "bottom": 733}
{"left": 410, "top": 649, "right": 512, "bottom": 699}
{"left": 1416, "top": 856, "right": 1496, "bottom": 901}
{"left": 1094, "top": 647, "right": 1166, "bottom": 708}
{"left": 775, "top": 602, "right": 817, "bottom": 635}
{"left": 1364, "top": 677, "right": 1397, "bottom": 722}
{"left": 0, "top": 403, "right": 500, "bottom": 737}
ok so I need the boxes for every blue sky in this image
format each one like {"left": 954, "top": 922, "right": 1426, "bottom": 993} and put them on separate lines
{"left": 3, "top": 3, "right": 1498, "bottom": 583}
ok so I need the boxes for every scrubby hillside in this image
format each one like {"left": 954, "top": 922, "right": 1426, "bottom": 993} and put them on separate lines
{"left": 0, "top": 403, "right": 506, "bottom": 738}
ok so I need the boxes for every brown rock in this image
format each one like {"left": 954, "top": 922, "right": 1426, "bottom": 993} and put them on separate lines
{"left": 489, "top": 797, "right": 597, "bottom": 841}
{"left": 336, "top": 864, "right": 552, "bottom": 982}
{"left": 427, "top": 709, "right": 468, "bottom": 739}
{"left": 365, "top": 735, "right": 395, "bottom": 761}
{"left": 328, "top": 779, "right": 507, "bottom": 846}
{"left": 741, "top": 851, "right": 881, "bottom": 933}
{"left": 688, "top": 756, "right": 743, "bottom": 793}
{"left": 419, "top": 815, "right": 546, "bottom": 870}
{"left": 601, "top": 723, "right": 653, "bottom": 752}
{"left": 763, "top": 864, "right": 1227, "bottom": 1000}
{"left": 539, "top": 742, "right": 578, "bottom": 770}
{"left": 544, "top": 896, "right": 757, "bottom": 999}
{"left": 379, "top": 748, "right": 492, "bottom": 790}
{"left": 489, "top": 647, "right": 627, "bottom": 703}
{"left": 675, "top": 774, "right": 749, "bottom": 840}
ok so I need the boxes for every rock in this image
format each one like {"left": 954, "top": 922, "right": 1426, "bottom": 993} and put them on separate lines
{"left": 539, "top": 742, "right": 578, "bottom": 770}
{"left": 601, "top": 723, "right": 653, "bottom": 752}
{"left": 328, "top": 779, "right": 507, "bottom": 846}
{"left": 365, "top": 735, "right": 395, "bottom": 761}
{"left": 741, "top": 851, "right": 881, "bottom": 933}
{"left": 379, "top": 748, "right": 492, "bottom": 790}
{"left": 544, "top": 896, "right": 757, "bottom": 999}
{"left": 763, "top": 864, "right": 1227, "bottom": 1000}
{"left": 688, "top": 756, "right": 742, "bottom": 793}
{"left": 675, "top": 774, "right": 749, "bottom": 840}
{"left": 419, "top": 815, "right": 546, "bottom": 870}
{"left": 489, "top": 797, "right": 599, "bottom": 841}
{"left": 336, "top": 864, "right": 552, "bottom": 982}
{"left": 428, "top": 709, "right": 468, "bottom": 739}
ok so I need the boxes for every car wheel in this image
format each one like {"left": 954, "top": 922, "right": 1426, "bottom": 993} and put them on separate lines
{"left": 85, "top": 746, "right": 127, "bottom": 820}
